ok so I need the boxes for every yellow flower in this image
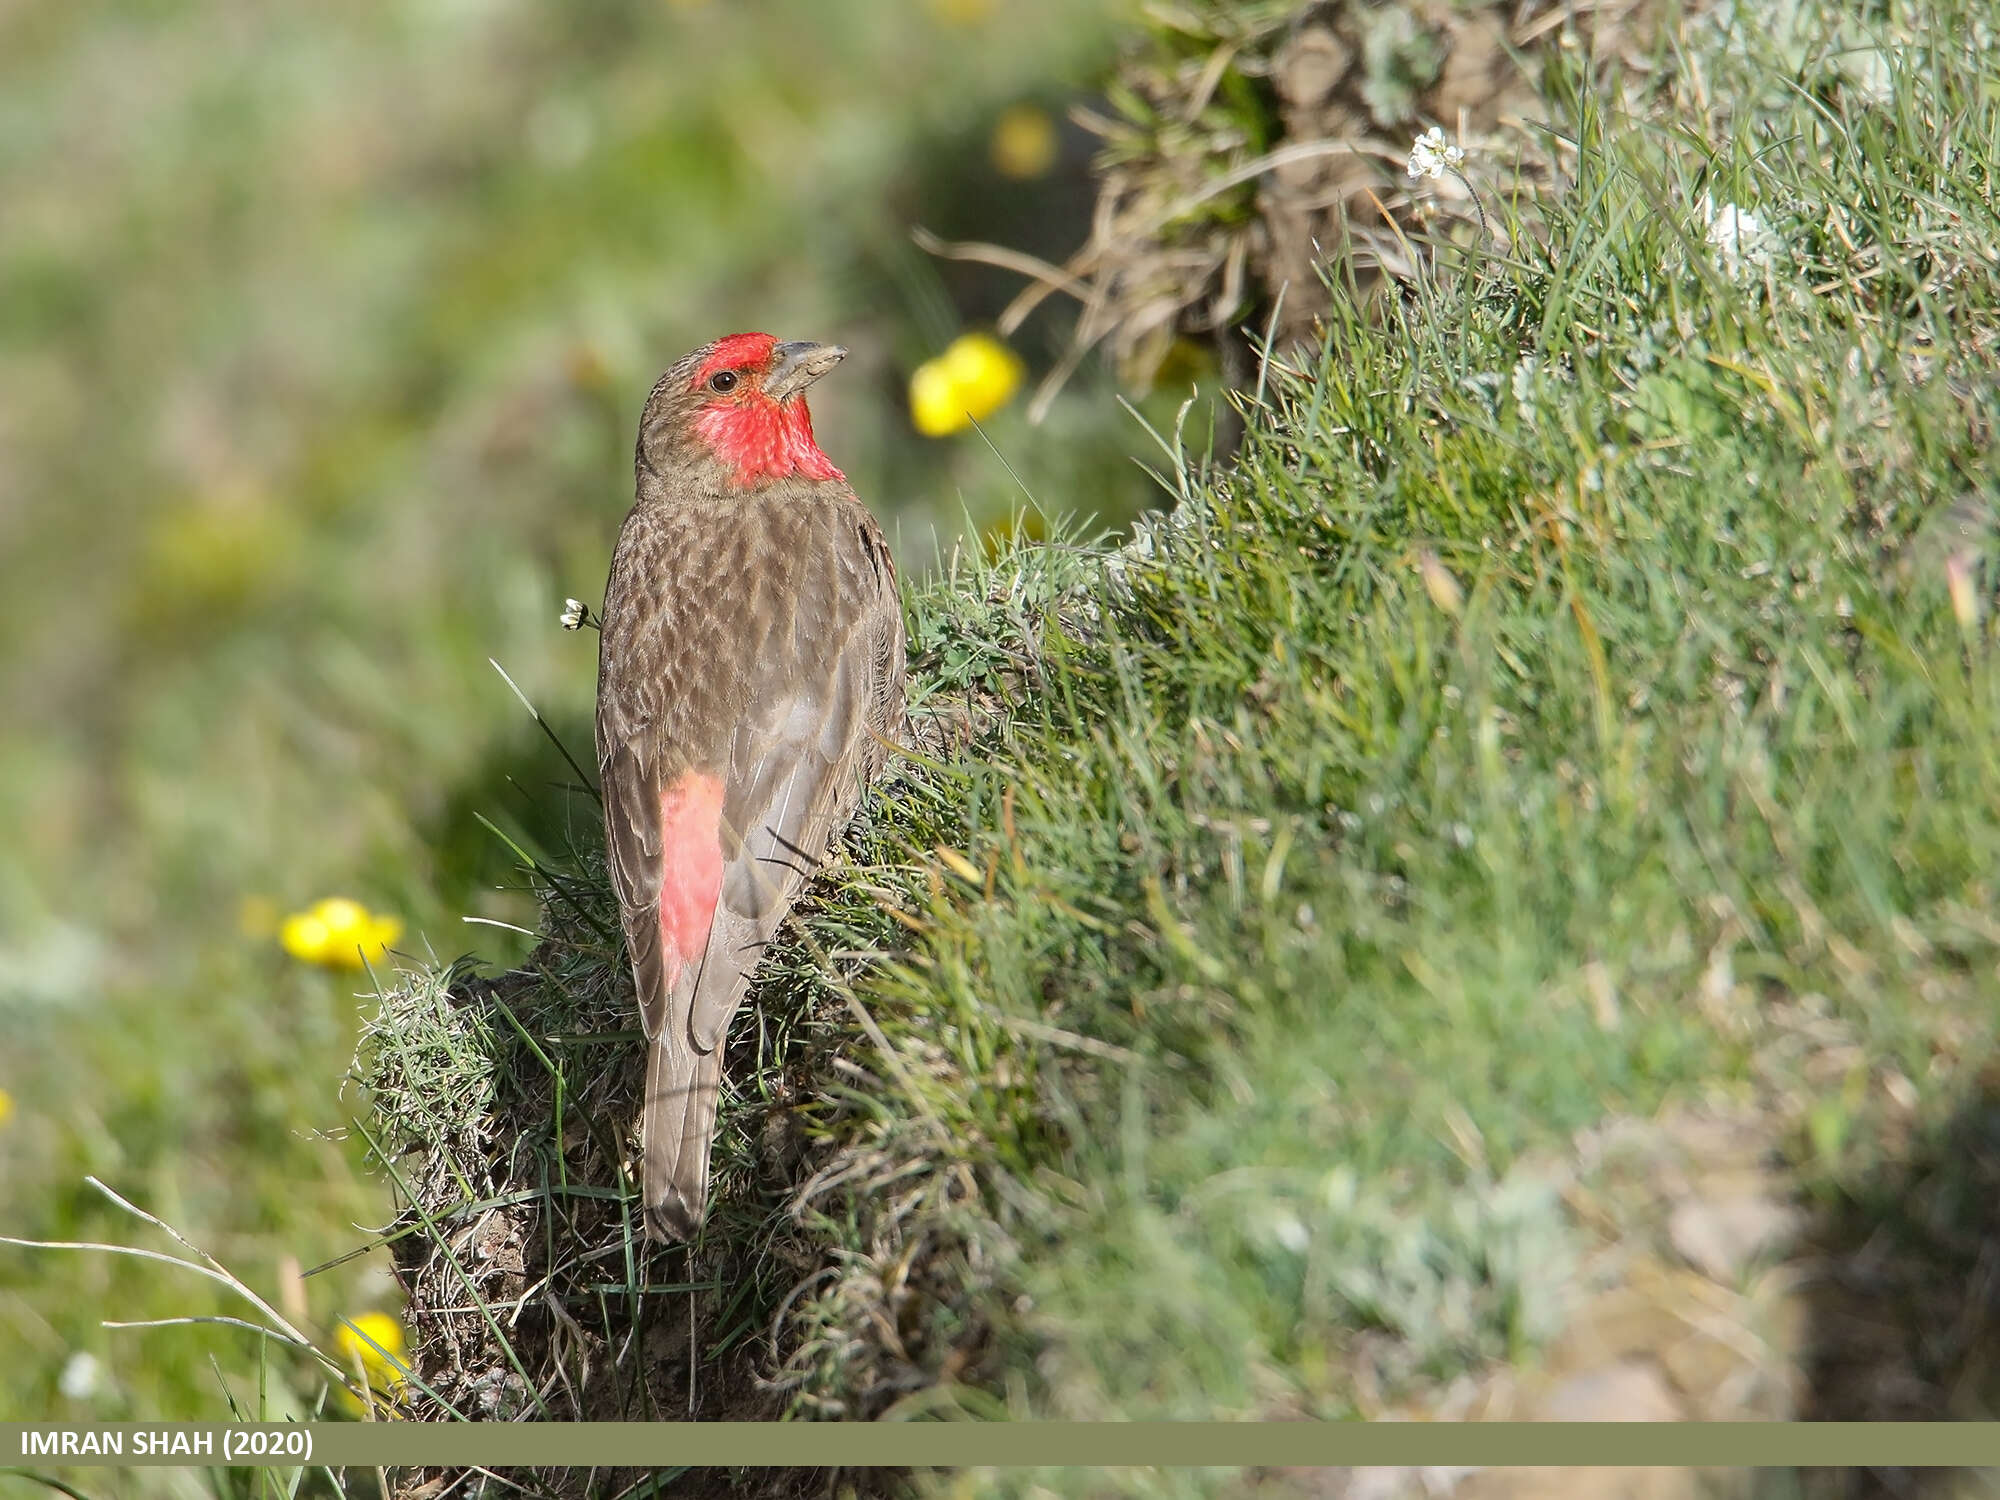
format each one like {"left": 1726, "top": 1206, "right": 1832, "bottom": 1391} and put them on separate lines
{"left": 0, "top": 1088, "right": 13, "bottom": 1129}
{"left": 909, "top": 333, "right": 1025, "bottom": 438}
{"left": 908, "top": 362, "right": 963, "bottom": 439}
{"left": 943, "top": 334, "right": 1025, "bottom": 417}
{"left": 982, "top": 508, "right": 1046, "bottom": 558}
{"left": 280, "top": 897, "right": 404, "bottom": 970}
{"left": 335, "top": 1312, "right": 408, "bottom": 1402}
{"left": 990, "top": 104, "right": 1058, "bottom": 181}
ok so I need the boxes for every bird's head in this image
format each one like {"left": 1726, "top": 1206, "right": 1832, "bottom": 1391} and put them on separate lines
{"left": 636, "top": 332, "right": 848, "bottom": 492}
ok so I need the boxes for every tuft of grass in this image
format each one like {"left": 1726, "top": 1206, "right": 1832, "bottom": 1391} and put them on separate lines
{"left": 354, "top": 0, "right": 1999, "bottom": 1483}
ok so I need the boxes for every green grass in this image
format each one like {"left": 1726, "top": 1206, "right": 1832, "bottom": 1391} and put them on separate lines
{"left": 334, "top": 0, "right": 2000, "bottom": 1478}
{"left": 792, "top": 13, "right": 1998, "bottom": 1441}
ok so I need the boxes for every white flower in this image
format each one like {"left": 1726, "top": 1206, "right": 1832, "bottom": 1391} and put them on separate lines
{"left": 59, "top": 1352, "right": 101, "bottom": 1400}
{"left": 1406, "top": 126, "right": 1465, "bottom": 182}
{"left": 1272, "top": 1215, "right": 1311, "bottom": 1254}
{"left": 559, "top": 598, "right": 588, "bottom": 630}
{"left": 1702, "top": 195, "right": 1779, "bottom": 280}
{"left": 1840, "top": 45, "right": 1894, "bottom": 106}
{"left": 1511, "top": 354, "right": 1540, "bottom": 400}
{"left": 1511, "top": 354, "right": 1540, "bottom": 423}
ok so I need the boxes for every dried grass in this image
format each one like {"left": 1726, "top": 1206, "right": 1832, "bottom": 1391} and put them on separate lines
{"left": 924, "top": 0, "right": 1699, "bottom": 414}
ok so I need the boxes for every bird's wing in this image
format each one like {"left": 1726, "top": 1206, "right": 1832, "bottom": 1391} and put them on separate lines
{"left": 596, "top": 502, "right": 729, "bottom": 1046}
{"left": 599, "top": 715, "right": 671, "bottom": 1043}
{"left": 685, "top": 509, "right": 903, "bottom": 1052}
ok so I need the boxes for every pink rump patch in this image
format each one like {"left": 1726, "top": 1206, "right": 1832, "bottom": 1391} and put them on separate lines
{"left": 657, "top": 773, "right": 725, "bottom": 990}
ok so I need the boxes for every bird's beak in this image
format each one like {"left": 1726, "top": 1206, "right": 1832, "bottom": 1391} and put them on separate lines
{"left": 764, "top": 340, "right": 846, "bottom": 402}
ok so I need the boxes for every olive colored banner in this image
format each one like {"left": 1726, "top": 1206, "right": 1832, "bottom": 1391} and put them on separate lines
{"left": 5, "top": 1423, "right": 2000, "bottom": 1470}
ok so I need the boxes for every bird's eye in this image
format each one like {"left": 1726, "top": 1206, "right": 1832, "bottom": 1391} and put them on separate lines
{"left": 708, "top": 369, "right": 739, "bottom": 393}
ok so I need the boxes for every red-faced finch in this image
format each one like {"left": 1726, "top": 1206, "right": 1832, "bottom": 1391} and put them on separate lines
{"left": 596, "top": 333, "right": 907, "bottom": 1242}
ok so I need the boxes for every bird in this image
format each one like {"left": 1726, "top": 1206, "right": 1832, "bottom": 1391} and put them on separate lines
{"left": 595, "top": 332, "right": 907, "bottom": 1242}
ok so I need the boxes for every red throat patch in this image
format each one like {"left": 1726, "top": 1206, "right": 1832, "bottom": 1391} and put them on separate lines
{"left": 657, "top": 773, "right": 725, "bottom": 991}
{"left": 693, "top": 398, "right": 844, "bottom": 488}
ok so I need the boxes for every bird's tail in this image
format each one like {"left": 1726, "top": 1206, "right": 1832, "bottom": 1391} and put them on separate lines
{"left": 640, "top": 1031, "right": 724, "bottom": 1242}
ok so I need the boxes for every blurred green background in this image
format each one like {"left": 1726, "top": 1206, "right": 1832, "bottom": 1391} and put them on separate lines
{"left": 0, "top": 0, "right": 1172, "bottom": 1423}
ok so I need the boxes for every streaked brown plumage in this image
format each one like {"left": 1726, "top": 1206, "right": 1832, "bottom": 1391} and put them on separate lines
{"left": 596, "top": 332, "right": 906, "bottom": 1242}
